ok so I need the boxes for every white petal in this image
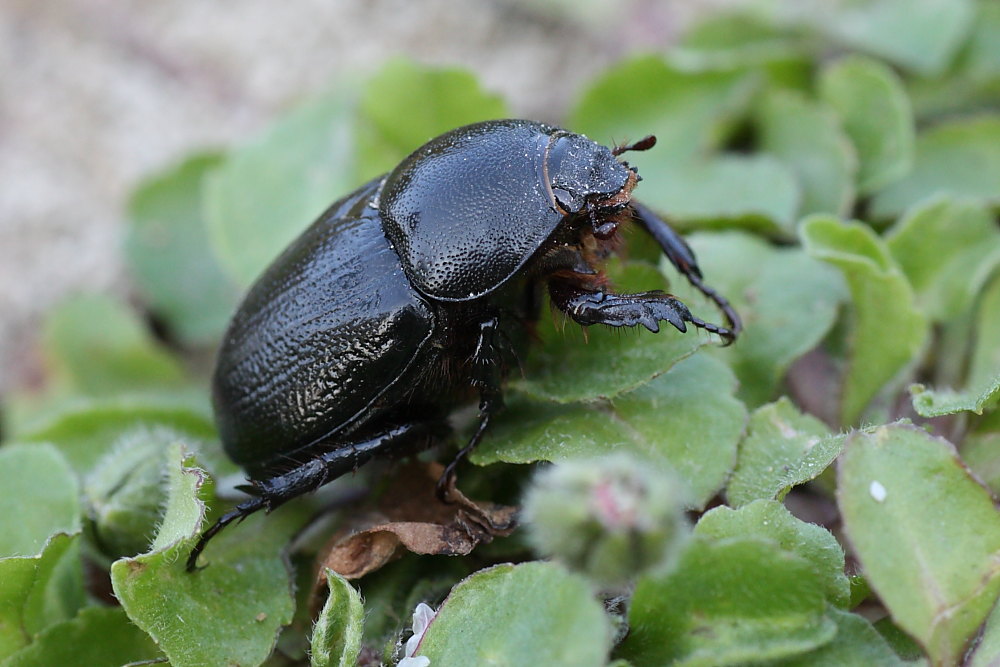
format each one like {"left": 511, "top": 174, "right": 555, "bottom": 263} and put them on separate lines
{"left": 399, "top": 657, "right": 431, "bottom": 667}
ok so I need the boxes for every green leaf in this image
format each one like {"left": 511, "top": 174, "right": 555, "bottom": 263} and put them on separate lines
{"left": 756, "top": 90, "right": 856, "bottom": 218}
{"left": 0, "top": 534, "right": 84, "bottom": 660}
{"left": 961, "top": 1, "right": 1000, "bottom": 81}
{"left": 962, "top": 429, "right": 1000, "bottom": 496}
{"left": 886, "top": 196, "right": 1000, "bottom": 321}
{"left": 727, "top": 398, "right": 843, "bottom": 507}
{"left": 572, "top": 55, "right": 802, "bottom": 231}
{"left": 819, "top": 55, "right": 915, "bottom": 194}
{"left": 801, "top": 216, "right": 928, "bottom": 426}
{"left": 910, "top": 269, "right": 1000, "bottom": 416}
{"left": 1, "top": 607, "right": 161, "bottom": 667}
{"left": 971, "top": 595, "right": 1000, "bottom": 667}
{"left": 838, "top": 423, "right": 1000, "bottom": 666}
{"left": 111, "top": 444, "right": 295, "bottom": 667}
{"left": 15, "top": 397, "right": 216, "bottom": 473}
{"left": 82, "top": 427, "right": 185, "bottom": 560}
{"left": 813, "top": 0, "right": 975, "bottom": 76}
{"left": 126, "top": 152, "right": 241, "bottom": 345}
{"left": 696, "top": 500, "right": 850, "bottom": 608}
{"left": 0, "top": 444, "right": 79, "bottom": 557}
{"left": 41, "top": 294, "right": 185, "bottom": 397}
{"left": 619, "top": 536, "right": 836, "bottom": 666}
{"left": 476, "top": 354, "right": 746, "bottom": 508}
{"left": 634, "top": 156, "right": 802, "bottom": 234}
{"left": 871, "top": 115, "right": 1000, "bottom": 219}
{"left": 571, "top": 55, "right": 757, "bottom": 166}
{"left": 664, "top": 231, "right": 847, "bottom": 407}
{"left": 205, "top": 87, "right": 356, "bottom": 286}
{"left": 416, "top": 562, "right": 611, "bottom": 667}
{"left": 353, "top": 59, "right": 508, "bottom": 182}
{"left": 513, "top": 262, "right": 705, "bottom": 403}
{"left": 672, "top": 11, "right": 812, "bottom": 71}
{"left": 311, "top": 569, "right": 363, "bottom": 667}
{"left": 772, "top": 608, "right": 906, "bottom": 666}
{"left": 873, "top": 617, "right": 927, "bottom": 662}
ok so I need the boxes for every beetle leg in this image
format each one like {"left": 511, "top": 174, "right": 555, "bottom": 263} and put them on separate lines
{"left": 549, "top": 281, "right": 736, "bottom": 341}
{"left": 436, "top": 317, "right": 504, "bottom": 502}
{"left": 187, "top": 422, "right": 440, "bottom": 572}
{"left": 631, "top": 201, "right": 742, "bottom": 343}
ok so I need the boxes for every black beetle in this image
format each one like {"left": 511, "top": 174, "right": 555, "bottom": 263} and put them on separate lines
{"left": 187, "top": 119, "right": 740, "bottom": 570}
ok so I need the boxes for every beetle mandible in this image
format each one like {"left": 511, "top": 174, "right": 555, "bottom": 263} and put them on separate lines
{"left": 187, "top": 119, "right": 740, "bottom": 570}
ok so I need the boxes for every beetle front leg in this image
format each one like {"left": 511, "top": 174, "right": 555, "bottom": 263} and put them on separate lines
{"left": 549, "top": 280, "right": 735, "bottom": 340}
{"left": 436, "top": 316, "right": 504, "bottom": 501}
{"left": 632, "top": 201, "right": 742, "bottom": 342}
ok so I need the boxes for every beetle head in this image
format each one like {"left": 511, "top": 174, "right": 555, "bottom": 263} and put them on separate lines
{"left": 544, "top": 132, "right": 634, "bottom": 217}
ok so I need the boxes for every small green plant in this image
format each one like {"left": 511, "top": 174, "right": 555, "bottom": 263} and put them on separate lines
{"left": 2, "top": 1, "right": 1000, "bottom": 665}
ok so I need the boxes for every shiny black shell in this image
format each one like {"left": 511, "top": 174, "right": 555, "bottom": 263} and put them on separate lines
{"left": 213, "top": 120, "right": 629, "bottom": 476}
{"left": 380, "top": 120, "right": 630, "bottom": 300}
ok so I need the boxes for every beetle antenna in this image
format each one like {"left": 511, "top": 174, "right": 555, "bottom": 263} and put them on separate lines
{"left": 612, "top": 135, "right": 657, "bottom": 156}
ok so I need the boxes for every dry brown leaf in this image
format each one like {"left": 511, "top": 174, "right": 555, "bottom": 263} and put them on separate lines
{"left": 316, "top": 462, "right": 518, "bottom": 581}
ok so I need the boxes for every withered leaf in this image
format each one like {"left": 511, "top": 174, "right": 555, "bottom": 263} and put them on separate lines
{"left": 316, "top": 462, "right": 518, "bottom": 581}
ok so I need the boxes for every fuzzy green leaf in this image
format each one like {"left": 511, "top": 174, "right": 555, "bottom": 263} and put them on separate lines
{"left": 819, "top": 55, "right": 915, "bottom": 194}
{"left": 1, "top": 607, "right": 161, "bottom": 667}
{"left": 476, "top": 354, "right": 746, "bottom": 508}
{"left": 971, "top": 596, "right": 1000, "bottom": 667}
{"left": 353, "top": 59, "right": 508, "bottom": 182}
{"left": 727, "top": 398, "right": 842, "bottom": 507}
{"left": 0, "top": 534, "right": 84, "bottom": 660}
{"left": 0, "top": 444, "right": 79, "bottom": 557}
{"left": 416, "top": 562, "right": 611, "bottom": 667}
{"left": 664, "top": 231, "right": 847, "bottom": 407}
{"left": 572, "top": 55, "right": 757, "bottom": 166}
{"left": 910, "top": 269, "right": 1000, "bottom": 416}
{"left": 513, "top": 262, "right": 705, "bottom": 403}
{"left": 205, "top": 88, "right": 356, "bottom": 286}
{"left": 696, "top": 500, "right": 850, "bottom": 608}
{"left": 871, "top": 115, "right": 1000, "bottom": 219}
{"left": 111, "top": 444, "right": 294, "bottom": 667}
{"left": 15, "top": 397, "right": 216, "bottom": 473}
{"left": 636, "top": 156, "right": 801, "bottom": 234}
{"left": 814, "top": 0, "right": 974, "bottom": 76}
{"left": 886, "top": 196, "right": 1000, "bottom": 322}
{"left": 619, "top": 536, "right": 836, "bottom": 665}
{"left": 772, "top": 608, "right": 906, "bottom": 666}
{"left": 126, "top": 152, "right": 240, "bottom": 345}
{"left": 311, "top": 569, "right": 364, "bottom": 667}
{"left": 41, "top": 295, "right": 185, "bottom": 397}
{"left": 756, "top": 90, "right": 856, "bottom": 218}
{"left": 838, "top": 423, "right": 1000, "bottom": 666}
{"left": 801, "top": 216, "right": 928, "bottom": 425}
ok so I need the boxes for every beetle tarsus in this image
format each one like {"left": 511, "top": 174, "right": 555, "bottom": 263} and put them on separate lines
{"left": 554, "top": 286, "right": 707, "bottom": 336}
{"left": 187, "top": 496, "right": 266, "bottom": 571}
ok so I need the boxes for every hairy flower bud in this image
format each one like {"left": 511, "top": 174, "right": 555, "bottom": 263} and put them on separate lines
{"left": 82, "top": 427, "right": 181, "bottom": 560}
{"left": 522, "top": 454, "right": 689, "bottom": 585}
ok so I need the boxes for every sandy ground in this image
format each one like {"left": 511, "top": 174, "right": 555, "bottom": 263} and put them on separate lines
{"left": 0, "top": 0, "right": 733, "bottom": 394}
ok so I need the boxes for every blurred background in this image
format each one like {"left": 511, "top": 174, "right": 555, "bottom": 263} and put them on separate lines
{"left": 0, "top": 0, "right": 740, "bottom": 394}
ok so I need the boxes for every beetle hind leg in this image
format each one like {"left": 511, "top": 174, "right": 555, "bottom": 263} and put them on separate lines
{"left": 187, "top": 421, "right": 441, "bottom": 572}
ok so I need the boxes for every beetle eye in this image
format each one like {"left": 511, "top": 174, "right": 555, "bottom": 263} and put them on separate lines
{"left": 552, "top": 187, "right": 576, "bottom": 212}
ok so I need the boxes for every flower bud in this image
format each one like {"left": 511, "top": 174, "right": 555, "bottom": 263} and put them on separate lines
{"left": 82, "top": 426, "right": 181, "bottom": 560}
{"left": 522, "top": 454, "right": 689, "bottom": 585}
